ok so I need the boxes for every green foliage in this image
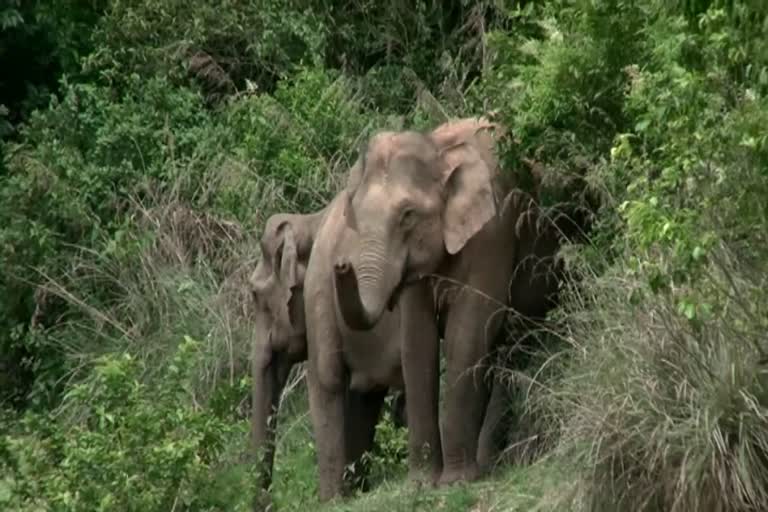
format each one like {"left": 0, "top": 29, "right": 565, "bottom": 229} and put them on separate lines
{"left": 322, "top": 1, "right": 492, "bottom": 90}
{"left": 4, "top": 0, "right": 768, "bottom": 509}
{"left": 219, "top": 66, "right": 374, "bottom": 217}
{"left": 533, "top": 2, "right": 768, "bottom": 511}
{"left": 0, "top": 75, "right": 217, "bottom": 406}
{"left": 267, "top": 387, "right": 319, "bottom": 510}
{"left": 87, "top": 0, "right": 327, "bottom": 96}
{"left": 480, "top": 0, "right": 644, "bottom": 168}
{"left": 545, "top": 243, "right": 768, "bottom": 512}
{"left": 352, "top": 402, "right": 409, "bottom": 490}
{"left": 606, "top": 3, "right": 768, "bottom": 313}
{"left": 0, "top": 0, "right": 103, "bottom": 133}
{"left": 1, "top": 336, "right": 254, "bottom": 511}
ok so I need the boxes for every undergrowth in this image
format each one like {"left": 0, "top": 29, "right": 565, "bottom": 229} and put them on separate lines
{"left": 2, "top": 1, "right": 768, "bottom": 511}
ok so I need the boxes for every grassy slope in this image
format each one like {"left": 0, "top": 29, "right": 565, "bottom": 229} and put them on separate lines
{"left": 4, "top": 2, "right": 768, "bottom": 511}
{"left": 314, "top": 463, "right": 561, "bottom": 512}
{"left": 261, "top": 387, "right": 564, "bottom": 512}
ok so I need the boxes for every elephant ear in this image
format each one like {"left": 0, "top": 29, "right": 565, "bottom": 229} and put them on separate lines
{"left": 276, "top": 225, "right": 298, "bottom": 288}
{"left": 249, "top": 259, "right": 270, "bottom": 306}
{"left": 274, "top": 224, "right": 304, "bottom": 327}
{"left": 438, "top": 139, "right": 497, "bottom": 255}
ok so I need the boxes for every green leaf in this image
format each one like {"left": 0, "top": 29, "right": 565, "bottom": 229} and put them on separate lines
{"left": 740, "top": 136, "right": 758, "bottom": 149}
{"left": 0, "top": 477, "right": 13, "bottom": 503}
{"left": 678, "top": 300, "right": 696, "bottom": 321}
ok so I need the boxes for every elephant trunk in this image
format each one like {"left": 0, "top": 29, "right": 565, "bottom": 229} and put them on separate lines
{"left": 334, "top": 261, "right": 381, "bottom": 330}
{"left": 335, "top": 236, "right": 396, "bottom": 330}
{"left": 250, "top": 351, "right": 285, "bottom": 494}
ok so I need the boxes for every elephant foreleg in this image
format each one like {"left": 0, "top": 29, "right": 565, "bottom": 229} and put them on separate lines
{"left": 400, "top": 282, "right": 443, "bottom": 483}
{"left": 306, "top": 324, "right": 347, "bottom": 501}
{"left": 250, "top": 353, "right": 290, "bottom": 479}
{"left": 250, "top": 352, "right": 294, "bottom": 512}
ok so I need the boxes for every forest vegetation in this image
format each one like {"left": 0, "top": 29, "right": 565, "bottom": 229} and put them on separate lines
{"left": 2, "top": 1, "right": 768, "bottom": 510}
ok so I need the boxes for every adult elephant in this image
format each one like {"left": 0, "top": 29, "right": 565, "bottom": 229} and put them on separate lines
{"left": 333, "top": 117, "right": 565, "bottom": 485}
{"left": 303, "top": 184, "right": 444, "bottom": 501}
{"left": 249, "top": 208, "right": 408, "bottom": 509}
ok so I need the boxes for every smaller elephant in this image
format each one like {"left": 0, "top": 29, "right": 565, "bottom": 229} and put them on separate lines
{"left": 248, "top": 208, "right": 408, "bottom": 508}
{"left": 249, "top": 210, "right": 323, "bottom": 501}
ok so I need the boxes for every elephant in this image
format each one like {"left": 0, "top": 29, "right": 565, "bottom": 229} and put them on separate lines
{"left": 249, "top": 209, "right": 324, "bottom": 503}
{"left": 331, "top": 117, "right": 566, "bottom": 486}
{"left": 303, "top": 185, "right": 446, "bottom": 501}
{"left": 248, "top": 208, "right": 411, "bottom": 507}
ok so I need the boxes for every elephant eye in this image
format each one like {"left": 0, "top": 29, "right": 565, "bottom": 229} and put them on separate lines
{"left": 400, "top": 207, "right": 417, "bottom": 229}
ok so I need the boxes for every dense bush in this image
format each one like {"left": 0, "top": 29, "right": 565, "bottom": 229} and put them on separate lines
{"left": 0, "top": 336, "right": 253, "bottom": 512}
{"left": 0, "top": 0, "right": 101, "bottom": 130}
{"left": 0, "top": 64, "right": 383, "bottom": 407}
{"left": 86, "top": 0, "right": 327, "bottom": 98}
{"left": 528, "top": 2, "right": 768, "bottom": 511}
{"left": 3, "top": 0, "right": 768, "bottom": 510}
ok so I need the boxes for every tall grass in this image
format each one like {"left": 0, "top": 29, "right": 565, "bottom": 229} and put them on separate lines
{"left": 540, "top": 233, "right": 768, "bottom": 512}
{"left": 33, "top": 198, "right": 253, "bottom": 401}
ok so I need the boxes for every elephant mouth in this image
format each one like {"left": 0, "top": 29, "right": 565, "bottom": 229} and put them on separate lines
{"left": 386, "top": 283, "right": 402, "bottom": 311}
{"left": 386, "top": 272, "right": 427, "bottom": 311}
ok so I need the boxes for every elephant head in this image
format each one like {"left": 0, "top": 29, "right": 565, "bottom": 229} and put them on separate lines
{"left": 334, "top": 117, "right": 504, "bottom": 330}
{"left": 249, "top": 210, "right": 323, "bottom": 491}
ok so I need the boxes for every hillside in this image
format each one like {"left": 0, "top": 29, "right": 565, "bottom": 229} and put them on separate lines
{"left": 2, "top": 1, "right": 768, "bottom": 511}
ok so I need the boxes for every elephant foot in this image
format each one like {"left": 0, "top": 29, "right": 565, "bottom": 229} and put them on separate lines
{"left": 437, "top": 463, "right": 480, "bottom": 487}
{"left": 476, "top": 449, "right": 501, "bottom": 478}
{"left": 407, "top": 467, "right": 440, "bottom": 488}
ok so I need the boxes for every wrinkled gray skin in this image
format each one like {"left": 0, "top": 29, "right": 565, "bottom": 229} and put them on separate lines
{"left": 304, "top": 188, "right": 446, "bottom": 501}
{"left": 334, "top": 118, "right": 564, "bottom": 486}
{"left": 249, "top": 208, "right": 409, "bottom": 507}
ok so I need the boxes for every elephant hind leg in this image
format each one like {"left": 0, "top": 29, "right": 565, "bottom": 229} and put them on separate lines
{"left": 439, "top": 292, "right": 505, "bottom": 486}
{"left": 476, "top": 374, "right": 509, "bottom": 474}
{"left": 391, "top": 391, "right": 407, "bottom": 429}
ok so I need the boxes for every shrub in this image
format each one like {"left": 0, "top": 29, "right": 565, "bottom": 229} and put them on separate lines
{"left": 0, "top": 336, "right": 254, "bottom": 512}
{"left": 86, "top": 0, "right": 328, "bottom": 97}
{"left": 355, "top": 399, "right": 409, "bottom": 489}
{"left": 0, "top": 62, "right": 379, "bottom": 406}
{"left": 218, "top": 66, "right": 375, "bottom": 218}
{"left": 535, "top": 3, "right": 768, "bottom": 511}
{"left": 546, "top": 240, "right": 768, "bottom": 512}
{"left": 0, "top": 76, "right": 219, "bottom": 406}
{"left": 0, "top": 0, "right": 102, "bottom": 130}
{"left": 478, "top": 0, "right": 645, "bottom": 173}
